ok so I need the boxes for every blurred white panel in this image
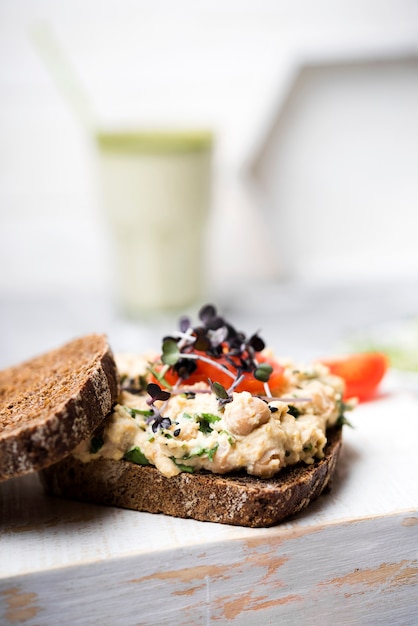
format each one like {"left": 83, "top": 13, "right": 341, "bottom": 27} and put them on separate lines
{"left": 252, "top": 58, "right": 418, "bottom": 281}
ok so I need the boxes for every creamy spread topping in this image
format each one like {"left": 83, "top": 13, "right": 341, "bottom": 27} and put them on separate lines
{"left": 73, "top": 356, "right": 347, "bottom": 479}
{"left": 73, "top": 305, "right": 351, "bottom": 478}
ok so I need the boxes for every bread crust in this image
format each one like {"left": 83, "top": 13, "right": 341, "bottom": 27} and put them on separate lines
{"left": 41, "top": 427, "right": 342, "bottom": 527}
{"left": 0, "top": 334, "right": 119, "bottom": 482}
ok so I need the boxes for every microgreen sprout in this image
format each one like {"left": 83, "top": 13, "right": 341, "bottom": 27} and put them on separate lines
{"left": 253, "top": 362, "right": 273, "bottom": 382}
{"left": 157, "top": 304, "right": 273, "bottom": 402}
{"left": 146, "top": 383, "right": 172, "bottom": 432}
{"left": 210, "top": 380, "right": 233, "bottom": 409}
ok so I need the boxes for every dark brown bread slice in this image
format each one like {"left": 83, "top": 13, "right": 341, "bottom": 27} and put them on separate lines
{"left": 41, "top": 427, "right": 342, "bottom": 527}
{"left": 0, "top": 334, "right": 118, "bottom": 482}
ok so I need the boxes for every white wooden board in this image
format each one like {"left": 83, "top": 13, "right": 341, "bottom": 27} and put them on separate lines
{"left": 1, "top": 383, "right": 418, "bottom": 625}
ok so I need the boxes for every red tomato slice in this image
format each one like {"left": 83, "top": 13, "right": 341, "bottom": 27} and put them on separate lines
{"left": 321, "top": 352, "right": 388, "bottom": 401}
{"left": 154, "top": 353, "right": 286, "bottom": 396}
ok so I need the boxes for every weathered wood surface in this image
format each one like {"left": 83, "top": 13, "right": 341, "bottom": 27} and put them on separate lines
{"left": 1, "top": 385, "right": 417, "bottom": 625}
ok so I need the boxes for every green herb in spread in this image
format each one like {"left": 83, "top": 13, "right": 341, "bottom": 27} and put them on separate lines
{"left": 183, "top": 442, "right": 219, "bottom": 462}
{"left": 197, "top": 412, "right": 221, "bottom": 433}
{"left": 90, "top": 436, "right": 104, "bottom": 454}
{"left": 287, "top": 405, "right": 301, "bottom": 418}
{"left": 124, "top": 447, "right": 150, "bottom": 465}
{"left": 219, "top": 429, "right": 235, "bottom": 445}
{"left": 171, "top": 458, "right": 194, "bottom": 473}
{"left": 123, "top": 406, "right": 153, "bottom": 419}
{"left": 336, "top": 398, "right": 354, "bottom": 428}
{"left": 336, "top": 413, "right": 354, "bottom": 428}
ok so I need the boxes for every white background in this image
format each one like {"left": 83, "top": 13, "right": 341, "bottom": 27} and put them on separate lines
{"left": 1, "top": 1, "right": 418, "bottom": 291}
{"left": 1, "top": 1, "right": 418, "bottom": 366}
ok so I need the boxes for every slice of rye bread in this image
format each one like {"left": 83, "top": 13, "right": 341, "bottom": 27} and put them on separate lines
{"left": 0, "top": 334, "right": 118, "bottom": 482}
{"left": 41, "top": 427, "right": 342, "bottom": 527}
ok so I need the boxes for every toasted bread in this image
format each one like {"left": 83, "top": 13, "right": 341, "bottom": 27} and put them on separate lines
{"left": 0, "top": 334, "right": 118, "bottom": 482}
{"left": 1, "top": 325, "right": 344, "bottom": 526}
{"left": 41, "top": 426, "right": 342, "bottom": 527}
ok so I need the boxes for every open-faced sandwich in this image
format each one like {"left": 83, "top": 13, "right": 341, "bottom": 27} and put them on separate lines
{"left": 0, "top": 305, "right": 355, "bottom": 527}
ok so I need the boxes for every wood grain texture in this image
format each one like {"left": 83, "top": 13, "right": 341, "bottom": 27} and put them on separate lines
{"left": 0, "top": 512, "right": 417, "bottom": 625}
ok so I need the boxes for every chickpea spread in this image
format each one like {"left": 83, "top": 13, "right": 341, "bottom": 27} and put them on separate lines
{"left": 73, "top": 354, "right": 346, "bottom": 479}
